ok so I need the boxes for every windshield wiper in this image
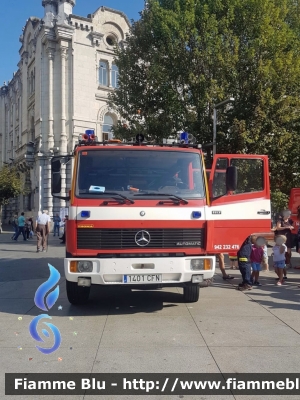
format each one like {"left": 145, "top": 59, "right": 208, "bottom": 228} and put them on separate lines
{"left": 102, "top": 198, "right": 126, "bottom": 205}
{"left": 134, "top": 192, "right": 188, "bottom": 204}
{"left": 82, "top": 191, "right": 135, "bottom": 204}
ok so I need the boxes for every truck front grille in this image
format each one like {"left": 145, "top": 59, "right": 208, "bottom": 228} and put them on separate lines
{"left": 77, "top": 228, "right": 204, "bottom": 250}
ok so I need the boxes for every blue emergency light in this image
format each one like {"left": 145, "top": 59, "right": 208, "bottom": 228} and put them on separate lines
{"left": 83, "top": 130, "right": 95, "bottom": 141}
{"left": 192, "top": 211, "right": 201, "bottom": 219}
{"left": 81, "top": 211, "right": 90, "bottom": 218}
{"left": 180, "top": 132, "right": 189, "bottom": 144}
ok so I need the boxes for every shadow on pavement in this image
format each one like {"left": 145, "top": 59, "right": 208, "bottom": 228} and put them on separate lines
{"left": 0, "top": 257, "right": 184, "bottom": 317}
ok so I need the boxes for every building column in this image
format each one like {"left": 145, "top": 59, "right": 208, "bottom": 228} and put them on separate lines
{"left": 46, "top": 47, "right": 55, "bottom": 151}
{"left": 60, "top": 47, "right": 68, "bottom": 154}
{"left": 59, "top": 47, "right": 68, "bottom": 211}
{"left": 44, "top": 158, "right": 53, "bottom": 217}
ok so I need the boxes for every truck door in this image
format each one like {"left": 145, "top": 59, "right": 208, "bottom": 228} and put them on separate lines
{"left": 206, "top": 154, "right": 271, "bottom": 252}
{"left": 288, "top": 188, "right": 300, "bottom": 229}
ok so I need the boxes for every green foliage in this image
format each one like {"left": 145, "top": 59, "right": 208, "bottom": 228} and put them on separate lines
{"left": 109, "top": 0, "right": 300, "bottom": 197}
{"left": 271, "top": 189, "right": 289, "bottom": 213}
{"left": 0, "top": 166, "right": 23, "bottom": 206}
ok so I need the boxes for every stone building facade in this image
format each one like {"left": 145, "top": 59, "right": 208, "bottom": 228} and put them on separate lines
{"left": 0, "top": 0, "right": 130, "bottom": 222}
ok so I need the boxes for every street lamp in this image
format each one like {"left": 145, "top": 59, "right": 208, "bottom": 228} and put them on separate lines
{"left": 213, "top": 97, "right": 235, "bottom": 156}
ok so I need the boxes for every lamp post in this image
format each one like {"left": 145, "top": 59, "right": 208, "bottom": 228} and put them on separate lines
{"left": 213, "top": 97, "right": 235, "bottom": 156}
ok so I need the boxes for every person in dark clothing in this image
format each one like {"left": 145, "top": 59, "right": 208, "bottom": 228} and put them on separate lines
{"left": 276, "top": 210, "right": 294, "bottom": 267}
{"left": 237, "top": 235, "right": 253, "bottom": 291}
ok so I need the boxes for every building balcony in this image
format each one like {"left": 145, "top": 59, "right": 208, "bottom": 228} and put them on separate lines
{"left": 14, "top": 142, "right": 35, "bottom": 171}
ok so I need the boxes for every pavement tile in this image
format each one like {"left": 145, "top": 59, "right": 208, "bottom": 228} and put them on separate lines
{"left": 92, "top": 347, "right": 220, "bottom": 373}
{"left": 194, "top": 315, "right": 300, "bottom": 347}
{"left": 100, "top": 315, "right": 206, "bottom": 347}
{"left": 0, "top": 316, "right": 106, "bottom": 349}
{"left": 210, "top": 346, "right": 300, "bottom": 373}
{"left": 187, "top": 296, "right": 271, "bottom": 317}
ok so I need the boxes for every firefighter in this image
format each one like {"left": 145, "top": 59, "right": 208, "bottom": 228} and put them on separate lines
{"left": 237, "top": 235, "right": 253, "bottom": 291}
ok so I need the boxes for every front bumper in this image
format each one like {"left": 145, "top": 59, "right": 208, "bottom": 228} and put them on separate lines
{"left": 64, "top": 256, "right": 215, "bottom": 285}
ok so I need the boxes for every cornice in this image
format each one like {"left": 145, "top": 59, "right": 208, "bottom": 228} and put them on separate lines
{"left": 55, "top": 23, "right": 75, "bottom": 41}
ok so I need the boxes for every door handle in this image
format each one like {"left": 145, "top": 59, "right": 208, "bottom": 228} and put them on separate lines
{"left": 257, "top": 210, "right": 270, "bottom": 215}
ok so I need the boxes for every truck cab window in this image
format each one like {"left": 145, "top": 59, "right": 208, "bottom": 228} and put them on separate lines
{"left": 76, "top": 150, "right": 205, "bottom": 199}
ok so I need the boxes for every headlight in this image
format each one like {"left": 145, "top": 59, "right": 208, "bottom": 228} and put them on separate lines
{"left": 190, "top": 259, "right": 204, "bottom": 270}
{"left": 77, "top": 261, "right": 93, "bottom": 273}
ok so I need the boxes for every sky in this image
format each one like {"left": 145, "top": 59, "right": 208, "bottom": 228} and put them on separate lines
{"left": 0, "top": 0, "right": 144, "bottom": 84}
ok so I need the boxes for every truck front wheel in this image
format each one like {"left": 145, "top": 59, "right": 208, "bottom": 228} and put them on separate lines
{"left": 183, "top": 285, "right": 200, "bottom": 302}
{"left": 66, "top": 280, "right": 90, "bottom": 305}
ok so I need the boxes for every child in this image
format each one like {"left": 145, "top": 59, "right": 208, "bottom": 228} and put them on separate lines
{"left": 237, "top": 235, "right": 253, "bottom": 291}
{"left": 250, "top": 236, "right": 264, "bottom": 286}
{"left": 272, "top": 235, "right": 287, "bottom": 286}
{"left": 228, "top": 253, "right": 238, "bottom": 269}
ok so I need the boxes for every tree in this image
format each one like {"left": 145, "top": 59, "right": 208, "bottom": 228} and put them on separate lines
{"left": 0, "top": 166, "right": 23, "bottom": 206}
{"left": 109, "top": 0, "right": 300, "bottom": 208}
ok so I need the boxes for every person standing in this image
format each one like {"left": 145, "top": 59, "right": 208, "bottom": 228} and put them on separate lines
{"left": 276, "top": 210, "right": 294, "bottom": 268}
{"left": 28, "top": 217, "right": 34, "bottom": 238}
{"left": 35, "top": 210, "right": 50, "bottom": 252}
{"left": 60, "top": 215, "right": 68, "bottom": 244}
{"left": 53, "top": 213, "right": 61, "bottom": 237}
{"left": 250, "top": 237, "right": 264, "bottom": 286}
{"left": 11, "top": 214, "right": 18, "bottom": 240}
{"left": 14, "top": 212, "right": 27, "bottom": 241}
{"left": 273, "top": 235, "right": 287, "bottom": 286}
{"left": 237, "top": 236, "right": 253, "bottom": 291}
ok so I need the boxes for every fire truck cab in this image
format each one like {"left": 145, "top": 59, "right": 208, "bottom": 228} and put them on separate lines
{"left": 51, "top": 131, "right": 271, "bottom": 304}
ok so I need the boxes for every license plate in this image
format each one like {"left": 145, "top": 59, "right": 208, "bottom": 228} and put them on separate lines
{"left": 123, "top": 274, "right": 162, "bottom": 284}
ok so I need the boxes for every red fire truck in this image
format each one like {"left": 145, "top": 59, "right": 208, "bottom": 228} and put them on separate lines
{"left": 51, "top": 131, "right": 271, "bottom": 304}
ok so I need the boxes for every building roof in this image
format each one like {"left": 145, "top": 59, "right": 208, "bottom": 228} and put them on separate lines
{"left": 90, "top": 6, "right": 131, "bottom": 26}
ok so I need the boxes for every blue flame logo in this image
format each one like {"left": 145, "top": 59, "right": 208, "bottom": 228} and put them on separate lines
{"left": 34, "top": 264, "right": 60, "bottom": 311}
{"left": 29, "top": 314, "right": 61, "bottom": 354}
{"left": 29, "top": 264, "right": 62, "bottom": 354}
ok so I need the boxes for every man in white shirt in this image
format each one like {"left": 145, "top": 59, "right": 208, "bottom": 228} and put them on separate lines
{"left": 35, "top": 210, "right": 50, "bottom": 252}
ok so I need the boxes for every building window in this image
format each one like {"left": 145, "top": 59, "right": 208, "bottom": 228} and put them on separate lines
{"left": 31, "top": 71, "right": 33, "bottom": 94}
{"left": 102, "top": 114, "right": 114, "bottom": 140}
{"left": 106, "top": 35, "right": 116, "bottom": 46}
{"left": 10, "top": 105, "right": 13, "bottom": 125}
{"left": 30, "top": 116, "right": 35, "bottom": 141}
{"left": 33, "top": 68, "right": 35, "bottom": 92}
{"left": 111, "top": 63, "right": 119, "bottom": 88}
{"left": 99, "top": 61, "right": 108, "bottom": 86}
{"left": 16, "top": 98, "right": 20, "bottom": 120}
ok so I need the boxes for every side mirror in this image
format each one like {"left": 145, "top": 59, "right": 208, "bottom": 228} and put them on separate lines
{"left": 226, "top": 166, "right": 237, "bottom": 192}
{"left": 51, "top": 157, "right": 71, "bottom": 201}
{"left": 51, "top": 159, "right": 62, "bottom": 194}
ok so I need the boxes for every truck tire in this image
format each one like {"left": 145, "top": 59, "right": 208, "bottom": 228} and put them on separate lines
{"left": 66, "top": 280, "right": 90, "bottom": 305}
{"left": 183, "top": 285, "right": 200, "bottom": 302}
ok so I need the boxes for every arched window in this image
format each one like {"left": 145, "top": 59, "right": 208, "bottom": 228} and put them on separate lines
{"left": 102, "top": 114, "right": 114, "bottom": 140}
{"left": 111, "top": 63, "right": 119, "bottom": 88}
{"left": 99, "top": 61, "right": 108, "bottom": 86}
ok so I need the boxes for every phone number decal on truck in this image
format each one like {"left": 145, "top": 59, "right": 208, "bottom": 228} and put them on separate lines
{"left": 214, "top": 244, "right": 240, "bottom": 250}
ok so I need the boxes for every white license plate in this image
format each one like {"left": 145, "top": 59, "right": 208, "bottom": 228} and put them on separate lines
{"left": 123, "top": 274, "right": 162, "bottom": 284}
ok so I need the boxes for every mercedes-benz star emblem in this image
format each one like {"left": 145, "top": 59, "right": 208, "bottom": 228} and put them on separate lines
{"left": 135, "top": 230, "right": 151, "bottom": 247}
{"left": 140, "top": 211, "right": 146, "bottom": 217}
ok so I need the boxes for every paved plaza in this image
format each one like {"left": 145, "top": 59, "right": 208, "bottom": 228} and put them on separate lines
{"left": 0, "top": 227, "right": 300, "bottom": 399}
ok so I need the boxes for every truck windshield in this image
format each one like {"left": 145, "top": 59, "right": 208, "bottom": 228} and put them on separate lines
{"left": 76, "top": 149, "right": 205, "bottom": 199}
